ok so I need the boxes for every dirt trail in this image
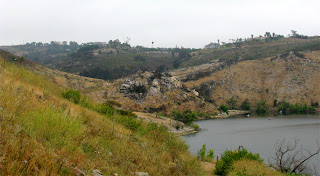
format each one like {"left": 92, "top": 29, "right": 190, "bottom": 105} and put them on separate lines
{"left": 133, "top": 112, "right": 195, "bottom": 135}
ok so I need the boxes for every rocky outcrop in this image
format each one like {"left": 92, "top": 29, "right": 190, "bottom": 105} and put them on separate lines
{"left": 119, "top": 71, "right": 184, "bottom": 100}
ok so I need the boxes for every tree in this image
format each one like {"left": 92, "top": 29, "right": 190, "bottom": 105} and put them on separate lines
{"left": 219, "top": 104, "right": 229, "bottom": 114}
{"left": 240, "top": 99, "right": 251, "bottom": 110}
{"left": 256, "top": 100, "right": 268, "bottom": 113}
{"left": 227, "top": 97, "right": 237, "bottom": 109}
{"left": 270, "top": 138, "right": 320, "bottom": 175}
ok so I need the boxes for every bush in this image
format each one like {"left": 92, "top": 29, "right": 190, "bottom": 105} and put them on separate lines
{"left": 95, "top": 104, "right": 115, "bottom": 116}
{"left": 227, "top": 97, "right": 237, "bottom": 109}
{"left": 171, "top": 109, "right": 197, "bottom": 125}
{"left": 62, "top": 89, "right": 81, "bottom": 104}
{"left": 191, "top": 123, "right": 200, "bottom": 131}
{"left": 273, "top": 99, "right": 278, "bottom": 107}
{"left": 278, "top": 101, "right": 315, "bottom": 114}
{"left": 277, "top": 101, "right": 289, "bottom": 114}
{"left": 308, "top": 106, "right": 316, "bottom": 112}
{"left": 105, "top": 100, "right": 121, "bottom": 107}
{"left": 215, "top": 147, "right": 263, "bottom": 176}
{"left": 311, "top": 101, "right": 319, "bottom": 108}
{"left": 240, "top": 99, "right": 251, "bottom": 110}
{"left": 197, "top": 144, "right": 215, "bottom": 162}
{"left": 118, "top": 116, "right": 141, "bottom": 131}
{"left": 256, "top": 101, "right": 268, "bottom": 114}
{"left": 289, "top": 103, "right": 307, "bottom": 113}
{"left": 220, "top": 104, "right": 229, "bottom": 114}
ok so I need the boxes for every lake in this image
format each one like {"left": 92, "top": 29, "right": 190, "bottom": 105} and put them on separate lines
{"left": 182, "top": 114, "right": 320, "bottom": 173}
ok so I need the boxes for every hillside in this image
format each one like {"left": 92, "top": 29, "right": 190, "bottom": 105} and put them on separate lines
{"left": 0, "top": 43, "right": 197, "bottom": 80}
{"left": 0, "top": 50, "right": 219, "bottom": 120}
{"left": 183, "top": 37, "right": 320, "bottom": 67}
{"left": 179, "top": 50, "right": 320, "bottom": 109}
{"left": 0, "top": 51, "right": 204, "bottom": 175}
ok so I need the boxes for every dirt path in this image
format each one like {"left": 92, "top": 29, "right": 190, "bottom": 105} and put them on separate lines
{"left": 133, "top": 112, "right": 196, "bottom": 135}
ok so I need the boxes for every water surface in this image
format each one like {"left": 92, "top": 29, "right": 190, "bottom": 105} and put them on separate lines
{"left": 183, "top": 114, "right": 320, "bottom": 171}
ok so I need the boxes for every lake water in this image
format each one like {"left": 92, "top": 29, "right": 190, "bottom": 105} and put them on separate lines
{"left": 182, "top": 114, "right": 320, "bottom": 173}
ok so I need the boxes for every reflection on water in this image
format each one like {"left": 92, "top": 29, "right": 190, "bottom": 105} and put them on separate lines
{"left": 182, "top": 114, "right": 320, "bottom": 173}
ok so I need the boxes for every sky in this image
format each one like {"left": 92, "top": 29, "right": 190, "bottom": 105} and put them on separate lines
{"left": 1, "top": 0, "right": 320, "bottom": 48}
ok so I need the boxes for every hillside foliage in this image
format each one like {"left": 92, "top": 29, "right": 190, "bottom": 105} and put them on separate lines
{"left": 0, "top": 54, "right": 204, "bottom": 175}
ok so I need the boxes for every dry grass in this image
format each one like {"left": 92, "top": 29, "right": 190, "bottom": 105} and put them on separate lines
{"left": 0, "top": 58, "right": 204, "bottom": 175}
{"left": 184, "top": 51, "right": 320, "bottom": 107}
{"left": 228, "top": 159, "right": 285, "bottom": 176}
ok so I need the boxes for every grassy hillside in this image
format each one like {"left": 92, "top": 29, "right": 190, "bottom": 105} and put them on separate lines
{"left": 0, "top": 52, "right": 204, "bottom": 175}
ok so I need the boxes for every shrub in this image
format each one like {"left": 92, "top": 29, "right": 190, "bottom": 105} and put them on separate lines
{"left": 116, "top": 109, "right": 137, "bottom": 118}
{"left": 273, "top": 99, "right": 278, "bottom": 107}
{"left": 96, "top": 103, "right": 115, "bottom": 115}
{"left": 105, "top": 100, "right": 121, "bottom": 107}
{"left": 183, "top": 111, "right": 197, "bottom": 125}
{"left": 62, "top": 89, "right": 81, "bottom": 104}
{"left": 256, "top": 101, "right": 268, "bottom": 114}
{"left": 289, "top": 103, "right": 307, "bottom": 113}
{"left": 240, "top": 99, "right": 251, "bottom": 110}
{"left": 277, "top": 101, "right": 289, "bottom": 114}
{"left": 311, "top": 101, "right": 319, "bottom": 108}
{"left": 171, "top": 109, "right": 183, "bottom": 120}
{"left": 308, "top": 106, "right": 316, "bottom": 112}
{"left": 220, "top": 104, "right": 229, "bottom": 114}
{"left": 171, "top": 109, "right": 197, "bottom": 125}
{"left": 227, "top": 97, "right": 237, "bottom": 109}
{"left": 191, "top": 123, "right": 200, "bottom": 131}
{"left": 118, "top": 116, "right": 141, "bottom": 131}
{"left": 197, "top": 144, "right": 215, "bottom": 162}
{"left": 215, "top": 147, "right": 263, "bottom": 176}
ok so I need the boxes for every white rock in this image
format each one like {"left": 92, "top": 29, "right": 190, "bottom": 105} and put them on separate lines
{"left": 150, "top": 87, "right": 161, "bottom": 94}
{"left": 151, "top": 79, "right": 159, "bottom": 87}
{"left": 191, "top": 89, "right": 199, "bottom": 96}
{"left": 92, "top": 169, "right": 103, "bottom": 176}
{"left": 134, "top": 172, "right": 149, "bottom": 176}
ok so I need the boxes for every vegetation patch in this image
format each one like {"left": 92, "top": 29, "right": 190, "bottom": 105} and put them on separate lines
{"left": 171, "top": 109, "right": 197, "bottom": 125}
{"left": 62, "top": 89, "right": 81, "bottom": 104}
{"left": 215, "top": 147, "right": 263, "bottom": 176}
{"left": 197, "top": 144, "right": 215, "bottom": 162}
{"left": 256, "top": 100, "right": 268, "bottom": 114}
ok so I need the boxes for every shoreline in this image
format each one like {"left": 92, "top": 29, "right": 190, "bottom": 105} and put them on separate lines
{"left": 211, "top": 110, "right": 250, "bottom": 119}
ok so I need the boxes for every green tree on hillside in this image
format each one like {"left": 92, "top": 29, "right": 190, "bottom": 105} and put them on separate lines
{"left": 240, "top": 99, "right": 251, "bottom": 110}
{"left": 256, "top": 101, "right": 268, "bottom": 114}
{"left": 227, "top": 97, "right": 237, "bottom": 109}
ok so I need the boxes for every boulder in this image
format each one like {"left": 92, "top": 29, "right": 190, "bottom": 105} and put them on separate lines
{"left": 191, "top": 89, "right": 199, "bottom": 96}
{"left": 150, "top": 87, "right": 161, "bottom": 94}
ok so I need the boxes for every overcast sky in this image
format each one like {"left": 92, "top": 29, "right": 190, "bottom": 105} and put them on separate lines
{"left": 1, "top": 0, "right": 319, "bottom": 48}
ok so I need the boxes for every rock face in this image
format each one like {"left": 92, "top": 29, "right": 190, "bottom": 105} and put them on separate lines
{"left": 114, "top": 71, "right": 217, "bottom": 114}
{"left": 119, "top": 71, "right": 183, "bottom": 100}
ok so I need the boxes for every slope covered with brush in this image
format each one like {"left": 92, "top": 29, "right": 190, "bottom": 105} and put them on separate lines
{"left": 0, "top": 51, "right": 204, "bottom": 175}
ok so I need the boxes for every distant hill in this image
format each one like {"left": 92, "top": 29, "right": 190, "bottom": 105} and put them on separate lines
{"left": 0, "top": 42, "right": 198, "bottom": 80}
